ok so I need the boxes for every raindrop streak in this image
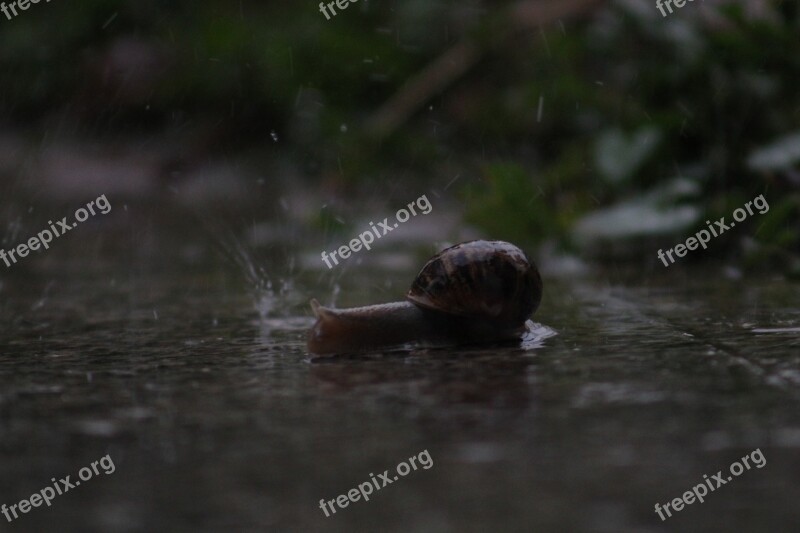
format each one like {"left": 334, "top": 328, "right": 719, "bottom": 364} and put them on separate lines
{"left": 444, "top": 174, "right": 461, "bottom": 190}
{"left": 101, "top": 12, "right": 118, "bottom": 30}
{"left": 539, "top": 26, "right": 551, "bottom": 57}
{"left": 537, "top": 96, "right": 544, "bottom": 123}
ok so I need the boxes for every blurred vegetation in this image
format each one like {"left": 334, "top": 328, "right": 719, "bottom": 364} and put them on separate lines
{"left": 0, "top": 0, "right": 797, "bottom": 270}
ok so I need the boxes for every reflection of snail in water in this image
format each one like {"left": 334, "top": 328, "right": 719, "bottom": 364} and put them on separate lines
{"left": 308, "top": 240, "right": 543, "bottom": 355}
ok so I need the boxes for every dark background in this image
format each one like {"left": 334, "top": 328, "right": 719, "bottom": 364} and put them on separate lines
{"left": 1, "top": 1, "right": 799, "bottom": 532}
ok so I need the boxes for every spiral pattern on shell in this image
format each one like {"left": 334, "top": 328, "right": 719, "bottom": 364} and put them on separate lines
{"left": 406, "top": 240, "right": 542, "bottom": 328}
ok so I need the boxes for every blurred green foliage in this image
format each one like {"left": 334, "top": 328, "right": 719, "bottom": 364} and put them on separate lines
{"left": 0, "top": 0, "right": 797, "bottom": 268}
{"left": 462, "top": 1, "right": 800, "bottom": 268}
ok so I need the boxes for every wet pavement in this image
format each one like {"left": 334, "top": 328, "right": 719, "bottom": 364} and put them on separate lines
{"left": 1, "top": 211, "right": 799, "bottom": 533}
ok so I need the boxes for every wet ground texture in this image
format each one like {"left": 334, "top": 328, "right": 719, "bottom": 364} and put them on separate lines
{"left": 1, "top": 215, "right": 799, "bottom": 533}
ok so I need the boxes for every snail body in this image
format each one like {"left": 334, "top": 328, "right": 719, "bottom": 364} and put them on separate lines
{"left": 307, "top": 240, "right": 542, "bottom": 355}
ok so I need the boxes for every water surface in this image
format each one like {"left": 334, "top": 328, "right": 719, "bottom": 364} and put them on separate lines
{"left": 1, "top": 222, "right": 798, "bottom": 532}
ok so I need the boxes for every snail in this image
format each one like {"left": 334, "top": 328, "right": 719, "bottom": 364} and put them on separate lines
{"left": 307, "top": 240, "right": 543, "bottom": 355}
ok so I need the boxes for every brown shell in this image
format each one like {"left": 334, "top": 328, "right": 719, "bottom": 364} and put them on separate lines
{"left": 406, "top": 240, "right": 542, "bottom": 328}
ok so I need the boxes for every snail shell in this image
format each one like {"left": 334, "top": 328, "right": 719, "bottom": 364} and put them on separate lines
{"left": 407, "top": 240, "right": 542, "bottom": 329}
{"left": 308, "top": 240, "right": 543, "bottom": 355}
